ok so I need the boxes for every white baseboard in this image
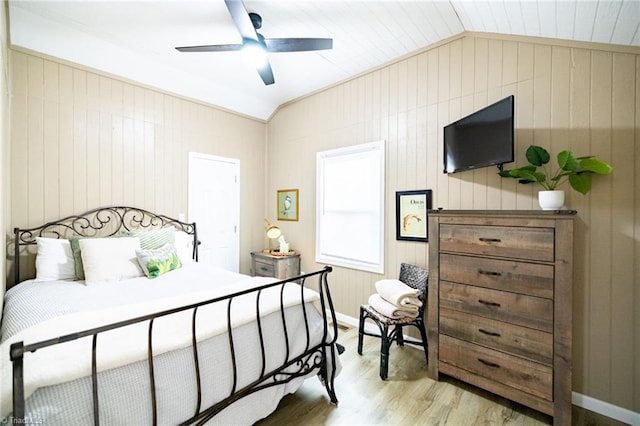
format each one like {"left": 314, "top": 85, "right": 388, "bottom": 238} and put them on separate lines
{"left": 333, "top": 311, "right": 639, "bottom": 425}
{"left": 334, "top": 311, "right": 363, "bottom": 330}
{"left": 334, "top": 311, "right": 401, "bottom": 337}
{"left": 572, "top": 392, "right": 639, "bottom": 425}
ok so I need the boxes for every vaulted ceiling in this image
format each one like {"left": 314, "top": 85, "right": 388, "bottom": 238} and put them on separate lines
{"left": 8, "top": 1, "right": 640, "bottom": 121}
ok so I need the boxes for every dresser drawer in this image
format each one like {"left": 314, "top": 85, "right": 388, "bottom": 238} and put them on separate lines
{"left": 440, "top": 282, "right": 553, "bottom": 332}
{"left": 439, "top": 335, "right": 552, "bottom": 401}
{"left": 439, "top": 224, "right": 554, "bottom": 262}
{"left": 440, "top": 253, "right": 554, "bottom": 298}
{"left": 254, "top": 260, "right": 275, "bottom": 277}
{"left": 440, "top": 308, "right": 553, "bottom": 365}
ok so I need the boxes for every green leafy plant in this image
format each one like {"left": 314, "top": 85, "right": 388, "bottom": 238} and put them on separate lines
{"left": 499, "top": 145, "right": 612, "bottom": 194}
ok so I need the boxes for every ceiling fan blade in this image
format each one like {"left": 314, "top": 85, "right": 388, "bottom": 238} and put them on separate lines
{"left": 256, "top": 61, "right": 275, "bottom": 85}
{"left": 177, "top": 1, "right": 330, "bottom": 86}
{"left": 175, "top": 44, "right": 243, "bottom": 52}
{"left": 264, "top": 38, "right": 333, "bottom": 53}
{"left": 224, "top": 0, "right": 259, "bottom": 42}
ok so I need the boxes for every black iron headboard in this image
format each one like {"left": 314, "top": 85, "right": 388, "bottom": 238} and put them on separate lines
{"left": 13, "top": 206, "right": 198, "bottom": 285}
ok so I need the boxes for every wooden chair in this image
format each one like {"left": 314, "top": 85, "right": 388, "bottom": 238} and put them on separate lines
{"left": 357, "top": 263, "right": 428, "bottom": 380}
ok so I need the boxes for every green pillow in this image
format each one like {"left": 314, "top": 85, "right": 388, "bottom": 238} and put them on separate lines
{"left": 136, "top": 243, "right": 182, "bottom": 279}
{"left": 120, "top": 228, "right": 175, "bottom": 250}
{"left": 68, "top": 235, "right": 86, "bottom": 280}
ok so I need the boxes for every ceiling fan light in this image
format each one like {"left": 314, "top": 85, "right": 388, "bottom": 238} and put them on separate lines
{"left": 242, "top": 40, "right": 268, "bottom": 68}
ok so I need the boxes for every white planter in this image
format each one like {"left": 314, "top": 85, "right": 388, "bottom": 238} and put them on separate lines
{"left": 538, "top": 190, "right": 565, "bottom": 210}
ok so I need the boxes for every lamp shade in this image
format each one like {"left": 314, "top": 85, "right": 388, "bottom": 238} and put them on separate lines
{"left": 266, "top": 225, "right": 282, "bottom": 239}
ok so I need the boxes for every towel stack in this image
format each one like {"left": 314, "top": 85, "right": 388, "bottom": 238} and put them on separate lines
{"left": 368, "top": 279, "right": 422, "bottom": 319}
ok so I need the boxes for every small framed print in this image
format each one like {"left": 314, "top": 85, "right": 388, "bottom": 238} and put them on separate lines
{"left": 277, "top": 189, "right": 299, "bottom": 221}
{"left": 396, "top": 190, "right": 432, "bottom": 242}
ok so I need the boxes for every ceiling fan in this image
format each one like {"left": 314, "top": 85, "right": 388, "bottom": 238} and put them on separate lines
{"left": 175, "top": 0, "right": 333, "bottom": 85}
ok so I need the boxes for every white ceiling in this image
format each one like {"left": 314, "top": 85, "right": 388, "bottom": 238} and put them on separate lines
{"left": 8, "top": 1, "right": 640, "bottom": 121}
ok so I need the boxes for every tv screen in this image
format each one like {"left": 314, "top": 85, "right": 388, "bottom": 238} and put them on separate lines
{"left": 443, "top": 95, "right": 514, "bottom": 174}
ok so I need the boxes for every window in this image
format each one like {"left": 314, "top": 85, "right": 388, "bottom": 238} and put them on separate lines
{"left": 316, "top": 140, "right": 385, "bottom": 273}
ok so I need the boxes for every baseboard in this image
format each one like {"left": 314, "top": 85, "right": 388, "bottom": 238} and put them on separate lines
{"left": 334, "top": 311, "right": 366, "bottom": 331}
{"left": 333, "top": 311, "right": 639, "bottom": 425}
{"left": 334, "top": 311, "right": 397, "bottom": 337}
{"left": 572, "top": 392, "right": 639, "bottom": 425}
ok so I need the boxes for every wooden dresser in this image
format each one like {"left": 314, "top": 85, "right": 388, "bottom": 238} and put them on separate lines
{"left": 251, "top": 251, "right": 301, "bottom": 279}
{"left": 427, "top": 210, "right": 575, "bottom": 425}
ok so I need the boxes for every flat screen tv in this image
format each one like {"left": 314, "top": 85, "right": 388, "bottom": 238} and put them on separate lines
{"left": 443, "top": 95, "right": 514, "bottom": 174}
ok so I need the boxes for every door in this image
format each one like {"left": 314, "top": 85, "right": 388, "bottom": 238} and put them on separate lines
{"left": 188, "top": 152, "right": 240, "bottom": 272}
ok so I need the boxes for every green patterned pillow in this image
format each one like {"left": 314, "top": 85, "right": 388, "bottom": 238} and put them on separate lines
{"left": 136, "top": 243, "right": 182, "bottom": 279}
{"left": 120, "top": 228, "right": 175, "bottom": 250}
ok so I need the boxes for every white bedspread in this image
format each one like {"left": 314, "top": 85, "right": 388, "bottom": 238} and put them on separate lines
{"left": 0, "top": 264, "right": 322, "bottom": 419}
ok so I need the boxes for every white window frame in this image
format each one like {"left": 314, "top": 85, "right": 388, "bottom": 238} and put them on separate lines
{"left": 315, "top": 140, "right": 385, "bottom": 274}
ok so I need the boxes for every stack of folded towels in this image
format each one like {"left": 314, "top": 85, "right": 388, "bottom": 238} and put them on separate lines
{"left": 368, "top": 279, "right": 422, "bottom": 319}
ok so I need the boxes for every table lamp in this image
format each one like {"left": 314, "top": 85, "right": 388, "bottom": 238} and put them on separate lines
{"left": 264, "top": 219, "right": 289, "bottom": 253}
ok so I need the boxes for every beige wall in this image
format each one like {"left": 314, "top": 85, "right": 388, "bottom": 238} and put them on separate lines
{"left": 267, "top": 34, "right": 639, "bottom": 412}
{"left": 4, "top": 30, "right": 639, "bottom": 414}
{"left": 8, "top": 49, "right": 267, "bottom": 281}
{"left": 0, "top": 1, "right": 9, "bottom": 313}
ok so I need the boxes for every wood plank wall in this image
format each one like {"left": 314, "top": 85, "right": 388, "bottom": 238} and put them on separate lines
{"left": 0, "top": 3, "right": 8, "bottom": 313}
{"left": 3, "top": 32, "right": 639, "bottom": 414}
{"left": 7, "top": 49, "right": 267, "bottom": 284}
{"left": 266, "top": 34, "right": 639, "bottom": 413}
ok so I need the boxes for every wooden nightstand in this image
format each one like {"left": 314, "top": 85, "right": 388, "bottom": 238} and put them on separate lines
{"left": 251, "top": 251, "right": 301, "bottom": 279}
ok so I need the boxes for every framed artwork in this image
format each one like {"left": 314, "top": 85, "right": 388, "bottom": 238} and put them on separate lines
{"left": 396, "top": 189, "right": 432, "bottom": 242}
{"left": 277, "top": 189, "right": 299, "bottom": 221}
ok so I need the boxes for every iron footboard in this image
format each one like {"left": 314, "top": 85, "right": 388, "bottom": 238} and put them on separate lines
{"left": 9, "top": 266, "right": 337, "bottom": 425}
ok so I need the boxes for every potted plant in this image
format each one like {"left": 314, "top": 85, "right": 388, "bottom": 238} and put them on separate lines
{"left": 499, "top": 145, "right": 613, "bottom": 210}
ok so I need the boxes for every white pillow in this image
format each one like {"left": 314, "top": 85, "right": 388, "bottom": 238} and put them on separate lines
{"left": 79, "top": 237, "right": 143, "bottom": 285}
{"left": 35, "top": 237, "right": 76, "bottom": 281}
{"left": 174, "top": 231, "right": 195, "bottom": 263}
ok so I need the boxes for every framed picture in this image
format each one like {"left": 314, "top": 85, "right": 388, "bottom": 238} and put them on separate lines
{"left": 277, "top": 189, "right": 299, "bottom": 221}
{"left": 396, "top": 190, "right": 432, "bottom": 242}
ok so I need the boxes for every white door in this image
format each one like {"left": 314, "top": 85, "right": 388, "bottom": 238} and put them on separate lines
{"left": 188, "top": 153, "right": 240, "bottom": 272}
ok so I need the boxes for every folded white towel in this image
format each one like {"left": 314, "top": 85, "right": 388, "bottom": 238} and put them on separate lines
{"left": 375, "top": 279, "right": 422, "bottom": 309}
{"left": 368, "top": 294, "right": 418, "bottom": 319}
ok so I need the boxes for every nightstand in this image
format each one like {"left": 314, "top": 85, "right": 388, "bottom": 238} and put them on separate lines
{"left": 251, "top": 251, "right": 301, "bottom": 279}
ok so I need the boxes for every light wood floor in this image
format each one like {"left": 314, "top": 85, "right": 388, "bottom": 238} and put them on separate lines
{"left": 257, "top": 326, "right": 627, "bottom": 426}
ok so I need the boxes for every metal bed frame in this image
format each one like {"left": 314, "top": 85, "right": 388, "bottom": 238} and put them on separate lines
{"left": 8, "top": 206, "right": 339, "bottom": 425}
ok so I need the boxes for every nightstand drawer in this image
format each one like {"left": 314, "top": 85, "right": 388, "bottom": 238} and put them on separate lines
{"left": 440, "top": 308, "right": 553, "bottom": 365}
{"left": 440, "top": 282, "right": 553, "bottom": 332}
{"left": 254, "top": 260, "right": 275, "bottom": 277}
{"left": 440, "top": 253, "right": 554, "bottom": 298}
{"left": 439, "top": 224, "right": 554, "bottom": 262}
{"left": 440, "top": 335, "right": 552, "bottom": 401}
{"left": 251, "top": 252, "right": 301, "bottom": 279}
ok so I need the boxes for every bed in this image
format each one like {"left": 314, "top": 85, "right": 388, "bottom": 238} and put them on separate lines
{"left": 2, "top": 206, "right": 340, "bottom": 425}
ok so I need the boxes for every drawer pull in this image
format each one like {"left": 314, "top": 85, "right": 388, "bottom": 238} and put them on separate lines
{"left": 478, "top": 269, "right": 502, "bottom": 277}
{"left": 260, "top": 266, "right": 269, "bottom": 272}
{"left": 478, "top": 358, "right": 501, "bottom": 368}
{"left": 478, "top": 299, "right": 501, "bottom": 308}
{"left": 478, "top": 237, "right": 501, "bottom": 243}
{"left": 478, "top": 328, "right": 501, "bottom": 337}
